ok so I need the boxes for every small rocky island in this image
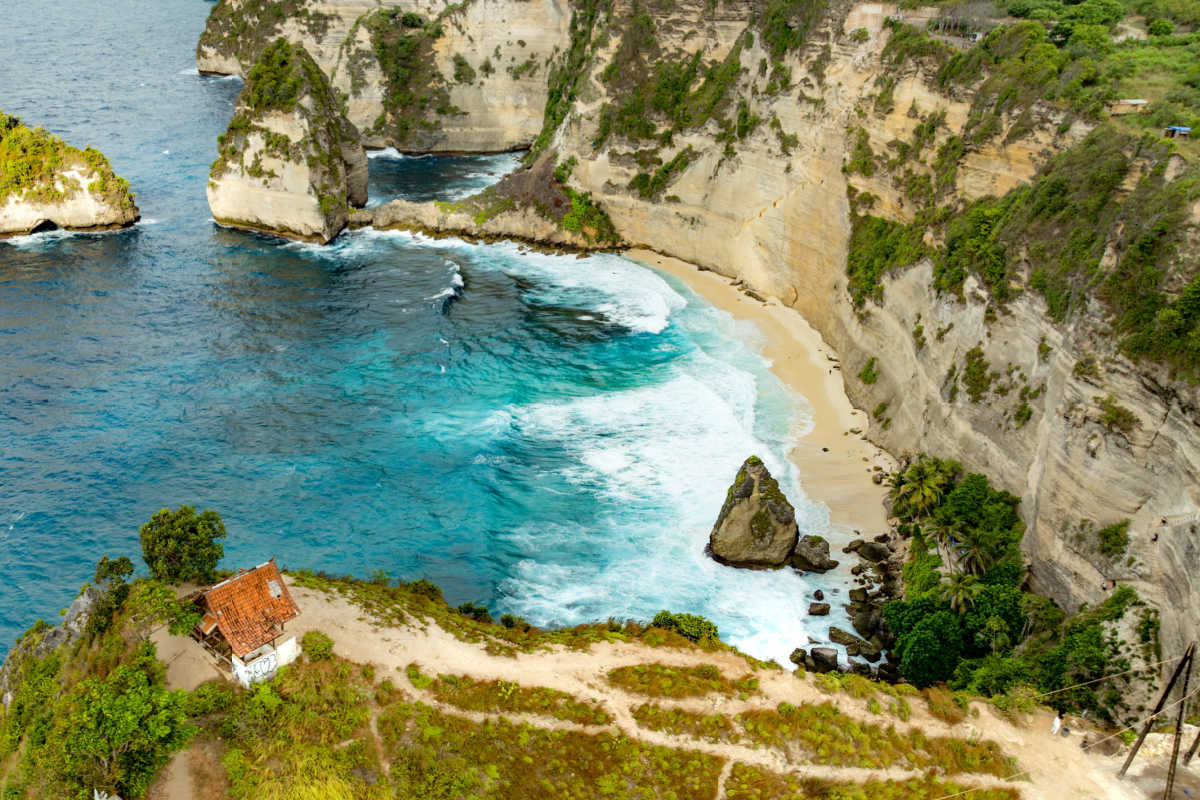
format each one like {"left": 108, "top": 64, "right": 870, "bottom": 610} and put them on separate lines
{"left": 207, "top": 39, "right": 366, "bottom": 244}
{"left": 708, "top": 456, "right": 838, "bottom": 572}
{"left": 0, "top": 112, "right": 138, "bottom": 236}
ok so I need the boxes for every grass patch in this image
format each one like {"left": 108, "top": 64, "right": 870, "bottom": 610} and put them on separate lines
{"left": 631, "top": 703, "right": 740, "bottom": 742}
{"left": 379, "top": 699, "right": 724, "bottom": 798}
{"left": 405, "top": 664, "right": 611, "bottom": 725}
{"left": 725, "top": 762, "right": 1020, "bottom": 800}
{"left": 737, "top": 701, "right": 1014, "bottom": 776}
{"left": 606, "top": 662, "right": 759, "bottom": 698}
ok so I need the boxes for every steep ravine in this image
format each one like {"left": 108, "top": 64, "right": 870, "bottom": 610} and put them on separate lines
{"left": 198, "top": 0, "right": 1200, "bottom": 660}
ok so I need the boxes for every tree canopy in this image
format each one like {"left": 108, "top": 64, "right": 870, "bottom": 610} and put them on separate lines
{"left": 139, "top": 505, "right": 227, "bottom": 584}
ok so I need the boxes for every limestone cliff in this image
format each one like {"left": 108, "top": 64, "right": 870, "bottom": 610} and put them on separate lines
{"left": 207, "top": 39, "right": 367, "bottom": 243}
{"left": 527, "top": 0, "right": 1200, "bottom": 662}
{"left": 0, "top": 112, "right": 139, "bottom": 236}
{"left": 197, "top": 0, "right": 570, "bottom": 153}
{"left": 202, "top": 0, "right": 1200, "bottom": 662}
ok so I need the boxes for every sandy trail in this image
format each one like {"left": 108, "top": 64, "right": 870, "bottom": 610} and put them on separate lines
{"left": 287, "top": 584, "right": 1151, "bottom": 799}
{"left": 151, "top": 581, "right": 1188, "bottom": 799}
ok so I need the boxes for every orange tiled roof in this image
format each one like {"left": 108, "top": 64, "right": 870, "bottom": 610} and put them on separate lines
{"left": 201, "top": 558, "right": 300, "bottom": 658}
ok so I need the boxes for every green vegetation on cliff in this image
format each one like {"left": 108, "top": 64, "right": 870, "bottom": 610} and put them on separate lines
{"left": 198, "top": 0, "right": 331, "bottom": 70}
{"left": 883, "top": 456, "right": 1159, "bottom": 720}
{"left": 0, "top": 112, "right": 135, "bottom": 210}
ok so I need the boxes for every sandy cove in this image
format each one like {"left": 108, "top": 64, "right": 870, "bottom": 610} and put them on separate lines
{"left": 625, "top": 248, "right": 896, "bottom": 538}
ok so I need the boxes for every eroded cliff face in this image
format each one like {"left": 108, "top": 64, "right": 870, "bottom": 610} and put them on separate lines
{"left": 0, "top": 113, "right": 139, "bottom": 236}
{"left": 199, "top": 0, "right": 1200, "bottom": 657}
{"left": 207, "top": 39, "right": 368, "bottom": 243}
{"left": 197, "top": 0, "right": 570, "bottom": 152}
{"left": 531, "top": 0, "right": 1200, "bottom": 656}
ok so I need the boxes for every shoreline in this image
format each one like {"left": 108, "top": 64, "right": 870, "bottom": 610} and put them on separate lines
{"left": 625, "top": 248, "right": 895, "bottom": 539}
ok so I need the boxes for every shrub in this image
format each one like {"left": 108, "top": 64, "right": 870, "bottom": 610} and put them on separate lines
{"left": 1096, "top": 519, "right": 1130, "bottom": 556}
{"left": 452, "top": 53, "right": 476, "bottom": 84}
{"left": 650, "top": 610, "right": 719, "bottom": 643}
{"left": 1098, "top": 394, "right": 1138, "bottom": 433}
{"left": 302, "top": 630, "right": 335, "bottom": 661}
{"left": 858, "top": 357, "right": 879, "bottom": 384}
{"left": 457, "top": 601, "right": 492, "bottom": 623}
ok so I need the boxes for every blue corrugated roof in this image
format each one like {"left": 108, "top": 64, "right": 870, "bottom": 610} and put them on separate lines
{"left": 1167, "top": 125, "right": 1192, "bottom": 132}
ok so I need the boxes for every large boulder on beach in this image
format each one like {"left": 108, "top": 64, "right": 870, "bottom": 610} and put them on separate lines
{"left": 830, "top": 626, "right": 882, "bottom": 662}
{"left": 810, "top": 647, "right": 839, "bottom": 673}
{"left": 791, "top": 534, "right": 839, "bottom": 572}
{"left": 207, "top": 39, "right": 367, "bottom": 244}
{"left": 708, "top": 456, "right": 799, "bottom": 568}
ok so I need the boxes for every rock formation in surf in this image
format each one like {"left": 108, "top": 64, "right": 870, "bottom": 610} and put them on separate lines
{"left": 198, "top": 0, "right": 1200, "bottom": 661}
{"left": 708, "top": 456, "right": 799, "bottom": 569}
{"left": 207, "top": 39, "right": 367, "bottom": 243}
{"left": 0, "top": 111, "right": 139, "bottom": 237}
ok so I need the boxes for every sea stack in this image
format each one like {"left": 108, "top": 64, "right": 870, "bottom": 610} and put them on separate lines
{"left": 207, "top": 39, "right": 367, "bottom": 244}
{"left": 0, "top": 112, "right": 139, "bottom": 236}
{"left": 708, "top": 456, "right": 800, "bottom": 568}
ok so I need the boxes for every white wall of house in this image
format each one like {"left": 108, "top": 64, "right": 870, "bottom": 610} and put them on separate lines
{"left": 230, "top": 635, "right": 300, "bottom": 688}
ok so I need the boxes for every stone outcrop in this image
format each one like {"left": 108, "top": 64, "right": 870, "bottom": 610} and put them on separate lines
{"left": 808, "top": 602, "right": 830, "bottom": 616}
{"left": 791, "top": 535, "right": 839, "bottom": 573}
{"left": 196, "top": 0, "right": 570, "bottom": 153}
{"left": 207, "top": 39, "right": 367, "bottom": 243}
{"left": 1, "top": 584, "right": 101, "bottom": 710}
{"left": 708, "top": 456, "right": 800, "bottom": 568}
{"left": 0, "top": 112, "right": 138, "bottom": 236}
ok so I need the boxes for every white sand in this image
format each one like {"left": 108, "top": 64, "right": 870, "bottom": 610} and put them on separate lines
{"left": 625, "top": 249, "right": 895, "bottom": 536}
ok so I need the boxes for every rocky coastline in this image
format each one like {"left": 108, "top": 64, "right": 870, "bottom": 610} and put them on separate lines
{"left": 0, "top": 112, "right": 139, "bottom": 237}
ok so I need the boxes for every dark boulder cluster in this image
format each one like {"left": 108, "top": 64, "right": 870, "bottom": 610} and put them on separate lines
{"left": 707, "top": 457, "right": 838, "bottom": 572}
{"left": 789, "top": 532, "right": 905, "bottom": 681}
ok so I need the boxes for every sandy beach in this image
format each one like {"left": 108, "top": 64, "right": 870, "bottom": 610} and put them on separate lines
{"left": 625, "top": 248, "right": 895, "bottom": 539}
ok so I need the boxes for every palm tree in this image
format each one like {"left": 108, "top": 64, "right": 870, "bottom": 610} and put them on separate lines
{"left": 955, "top": 535, "right": 995, "bottom": 577}
{"left": 940, "top": 573, "right": 983, "bottom": 614}
{"left": 891, "top": 456, "right": 954, "bottom": 519}
{"left": 924, "top": 516, "right": 962, "bottom": 555}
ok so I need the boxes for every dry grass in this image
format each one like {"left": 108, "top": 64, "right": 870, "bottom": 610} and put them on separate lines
{"left": 606, "top": 662, "right": 760, "bottom": 698}
{"left": 405, "top": 663, "right": 611, "bottom": 725}
{"left": 724, "top": 761, "right": 1021, "bottom": 799}
{"left": 377, "top": 700, "right": 725, "bottom": 798}
{"left": 631, "top": 703, "right": 740, "bottom": 743}
{"left": 737, "top": 701, "right": 1014, "bottom": 777}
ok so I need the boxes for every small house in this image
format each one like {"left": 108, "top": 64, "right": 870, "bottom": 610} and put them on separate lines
{"left": 1108, "top": 98, "right": 1149, "bottom": 115}
{"left": 1164, "top": 125, "right": 1192, "bottom": 139}
{"left": 194, "top": 558, "right": 301, "bottom": 687}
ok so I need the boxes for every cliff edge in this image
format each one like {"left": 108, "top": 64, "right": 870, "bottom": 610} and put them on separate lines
{"left": 207, "top": 39, "right": 367, "bottom": 243}
{"left": 0, "top": 112, "right": 139, "bottom": 237}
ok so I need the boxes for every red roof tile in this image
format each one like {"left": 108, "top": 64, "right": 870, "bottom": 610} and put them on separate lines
{"left": 201, "top": 559, "right": 300, "bottom": 658}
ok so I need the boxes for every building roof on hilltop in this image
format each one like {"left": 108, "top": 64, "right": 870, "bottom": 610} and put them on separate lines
{"left": 199, "top": 558, "right": 300, "bottom": 658}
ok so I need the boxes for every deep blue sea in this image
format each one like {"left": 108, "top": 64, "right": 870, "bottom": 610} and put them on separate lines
{"left": 0, "top": 0, "right": 849, "bottom": 664}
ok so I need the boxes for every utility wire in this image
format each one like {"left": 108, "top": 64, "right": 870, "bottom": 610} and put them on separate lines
{"left": 892, "top": 669, "right": 1200, "bottom": 800}
{"left": 1032, "top": 654, "right": 1186, "bottom": 700}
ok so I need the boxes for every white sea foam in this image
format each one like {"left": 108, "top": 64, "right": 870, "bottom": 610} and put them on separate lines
{"left": 493, "top": 358, "right": 840, "bottom": 665}
{"left": 367, "top": 147, "right": 429, "bottom": 160}
{"left": 178, "top": 67, "right": 199, "bottom": 75}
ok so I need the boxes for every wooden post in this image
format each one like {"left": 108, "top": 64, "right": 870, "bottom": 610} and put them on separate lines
{"left": 1183, "top": 725, "right": 1200, "bottom": 766}
{"left": 1163, "top": 647, "right": 1193, "bottom": 799}
{"left": 1120, "top": 643, "right": 1195, "bottom": 778}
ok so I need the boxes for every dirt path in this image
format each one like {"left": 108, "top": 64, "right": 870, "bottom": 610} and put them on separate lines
{"left": 156, "top": 582, "right": 1183, "bottom": 799}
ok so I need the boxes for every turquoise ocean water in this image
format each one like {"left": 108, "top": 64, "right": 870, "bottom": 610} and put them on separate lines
{"left": 0, "top": 0, "right": 852, "bottom": 664}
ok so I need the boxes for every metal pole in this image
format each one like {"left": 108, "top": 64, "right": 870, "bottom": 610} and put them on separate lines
{"left": 1163, "top": 646, "right": 1193, "bottom": 799}
{"left": 1121, "top": 643, "right": 1196, "bottom": 778}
